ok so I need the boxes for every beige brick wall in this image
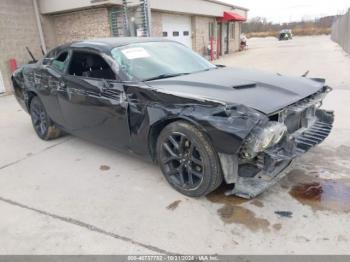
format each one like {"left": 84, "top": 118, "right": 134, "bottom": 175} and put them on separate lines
{"left": 51, "top": 8, "right": 112, "bottom": 46}
{"left": 41, "top": 14, "right": 58, "bottom": 51}
{"left": 191, "top": 16, "right": 218, "bottom": 56}
{"left": 151, "top": 11, "right": 162, "bottom": 37}
{"left": 217, "top": 21, "right": 241, "bottom": 57}
{"left": 0, "top": 0, "right": 42, "bottom": 93}
{"left": 228, "top": 22, "right": 241, "bottom": 53}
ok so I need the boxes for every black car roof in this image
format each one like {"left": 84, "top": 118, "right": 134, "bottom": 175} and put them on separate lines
{"left": 69, "top": 37, "right": 174, "bottom": 52}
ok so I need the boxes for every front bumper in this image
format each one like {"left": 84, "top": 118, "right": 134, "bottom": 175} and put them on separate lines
{"left": 226, "top": 109, "right": 334, "bottom": 199}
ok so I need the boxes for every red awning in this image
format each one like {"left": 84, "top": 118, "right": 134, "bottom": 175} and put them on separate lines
{"left": 217, "top": 11, "right": 246, "bottom": 22}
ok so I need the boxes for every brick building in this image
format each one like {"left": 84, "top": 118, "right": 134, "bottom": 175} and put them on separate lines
{"left": 0, "top": 0, "right": 248, "bottom": 94}
{"left": 0, "top": 0, "right": 43, "bottom": 94}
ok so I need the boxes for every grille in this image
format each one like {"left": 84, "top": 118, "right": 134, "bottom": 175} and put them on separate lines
{"left": 271, "top": 89, "right": 329, "bottom": 134}
{"left": 284, "top": 111, "right": 303, "bottom": 133}
{"left": 269, "top": 108, "right": 308, "bottom": 134}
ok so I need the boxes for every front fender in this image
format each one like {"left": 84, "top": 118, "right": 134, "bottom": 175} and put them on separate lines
{"left": 146, "top": 103, "right": 267, "bottom": 157}
{"left": 124, "top": 84, "right": 267, "bottom": 159}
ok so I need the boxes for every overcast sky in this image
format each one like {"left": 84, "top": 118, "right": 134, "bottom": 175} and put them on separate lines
{"left": 218, "top": 0, "right": 350, "bottom": 23}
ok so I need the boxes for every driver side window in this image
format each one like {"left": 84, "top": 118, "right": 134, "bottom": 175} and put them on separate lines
{"left": 68, "top": 51, "right": 116, "bottom": 80}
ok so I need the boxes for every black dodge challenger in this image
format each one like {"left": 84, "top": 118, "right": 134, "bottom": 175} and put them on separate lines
{"left": 12, "top": 38, "right": 334, "bottom": 198}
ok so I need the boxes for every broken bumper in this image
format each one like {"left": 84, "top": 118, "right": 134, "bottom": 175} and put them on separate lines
{"left": 227, "top": 109, "right": 334, "bottom": 199}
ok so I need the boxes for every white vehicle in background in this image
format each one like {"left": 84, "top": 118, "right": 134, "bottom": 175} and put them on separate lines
{"left": 279, "top": 29, "right": 293, "bottom": 41}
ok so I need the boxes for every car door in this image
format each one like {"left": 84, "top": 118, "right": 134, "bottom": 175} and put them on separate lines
{"left": 57, "top": 49, "right": 130, "bottom": 150}
{"left": 39, "top": 50, "right": 70, "bottom": 126}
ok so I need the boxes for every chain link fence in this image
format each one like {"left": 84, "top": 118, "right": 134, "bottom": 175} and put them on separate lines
{"left": 331, "top": 8, "right": 350, "bottom": 53}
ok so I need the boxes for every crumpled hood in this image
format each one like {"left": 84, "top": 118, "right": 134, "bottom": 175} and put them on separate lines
{"left": 147, "top": 67, "right": 325, "bottom": 114}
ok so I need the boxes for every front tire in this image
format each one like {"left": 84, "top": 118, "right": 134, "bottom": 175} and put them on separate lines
{"left": 156, "top": 121, "right": 223, "bottom": 197}
{"left": 29, "top": 96, "right": 62, "bottom": 140}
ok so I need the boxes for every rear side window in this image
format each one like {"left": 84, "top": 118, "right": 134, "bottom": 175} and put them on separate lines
{"left": 68, "top": 51, "right": 115, "bottom": 80}
{"left": 51, "top": 52, "right": 69, "bottom": 72}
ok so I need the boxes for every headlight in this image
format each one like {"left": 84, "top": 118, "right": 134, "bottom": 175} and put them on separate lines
{"left": 241, "top": 122, "right": 287, "bottom": 159}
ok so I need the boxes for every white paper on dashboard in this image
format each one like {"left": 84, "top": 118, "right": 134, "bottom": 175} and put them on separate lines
{"left": 121, "top": 47, "right": 151, "bottom": 59}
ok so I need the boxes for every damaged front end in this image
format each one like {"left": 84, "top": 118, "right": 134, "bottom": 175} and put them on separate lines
{"left": 220, "top": 86, "right": 334, "bottom": 199}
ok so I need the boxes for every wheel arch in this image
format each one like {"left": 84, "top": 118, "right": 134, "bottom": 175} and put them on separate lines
{"left": 148, "top": 116, "right": 213, "bottom": 161}
{"left": 26, "top": 90, "right": 39, "bottom": 111}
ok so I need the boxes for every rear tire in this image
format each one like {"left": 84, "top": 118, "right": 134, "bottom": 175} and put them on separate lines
{"left": 156, "top": 121, "right": 223, "bottom": 197}
{"left": 29, "top": 96, "right": 62, "bottom": 140}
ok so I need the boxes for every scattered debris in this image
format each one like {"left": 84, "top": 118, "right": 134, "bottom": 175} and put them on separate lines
{"left": 302, "top": 70, "right": 310, "bottom": 77}
{"left": 250, "top": 199, "right": 264, "bottom": 208}
{"left": 99, "top": 165, "right": 111, "bottom": 171}
{"left": 166, "top": 200, "right": 181, "bottom": 210}
{"left": 296, "top": 236, "right": 310, "bottom": 242}
{"left": 337, "top": 235, "right": 347, "bottom": 242}
{"left": 272, "top": 223, "right": 282, "bottom": 231}
{"left": 274, "top": 211, "right": 293, "bottom": 218}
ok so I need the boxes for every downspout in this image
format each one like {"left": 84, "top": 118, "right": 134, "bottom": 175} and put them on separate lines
{"left": 33, "top": 0, "right": 47, "bottom": 54}
{"left": 147, "top": 0, "right": 152, "bottom": 36}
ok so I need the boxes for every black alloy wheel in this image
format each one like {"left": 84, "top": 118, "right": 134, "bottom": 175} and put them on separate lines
{"left": 157, "top": 121, "right": 223, "bottom": 197}
{"left": 161, "top": 132, "right": 204, "bottom": 190}
{"left": 30, "top": 96, "right": 62, "bottom": 140}
{"left": 31, "top": 99, "right": 48, "bottom": 137}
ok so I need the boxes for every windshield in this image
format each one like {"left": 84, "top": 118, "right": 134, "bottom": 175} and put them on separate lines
{"left": 111, "top": 41, "right": 216, "bottom": 81}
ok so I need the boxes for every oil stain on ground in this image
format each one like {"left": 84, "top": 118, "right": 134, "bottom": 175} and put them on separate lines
{"left": 250, "top": 199, "right": 264, "bottom": 208}
{"left": 207, "top": 185, "right": 270, "bottom": 232}
{"left": 166, "top": 200, "right": 181, "bottom": 210}
{"left": 284, "top": 169, "right": 350, "bottom": 213}
{"left": 207, "top": 185, "right": 248, "bottom": 206}
{"left": 217, "top": 205, "right": 270, "bottom": 232}
{"left": 100, "top": 165, "right": 111, "bottom": 171}
{"left": 273, "top": 223, "right": 282, "bottom": 231}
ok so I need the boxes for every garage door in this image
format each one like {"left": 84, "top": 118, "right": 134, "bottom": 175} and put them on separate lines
{"left": 162, "top": 14, "right": 192, "bottom": 48}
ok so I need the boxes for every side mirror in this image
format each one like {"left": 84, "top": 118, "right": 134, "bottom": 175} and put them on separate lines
{"left": 43, "top": 58, "right": 54, "bottom": 66}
